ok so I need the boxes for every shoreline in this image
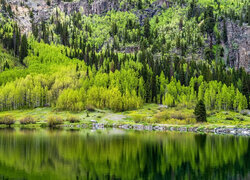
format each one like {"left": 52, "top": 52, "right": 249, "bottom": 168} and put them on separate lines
{"left": 0, "top": 105, "right": 249, "bottom": 136}
{"left": 63, "top": 123, "right": 250, "bottom": 136}
{"left": 1, "top": 122, "right": 250, "bottom": 136}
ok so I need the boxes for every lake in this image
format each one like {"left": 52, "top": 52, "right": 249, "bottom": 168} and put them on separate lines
{"left": 0, "top": 129, "right": 249, "bottom": 180}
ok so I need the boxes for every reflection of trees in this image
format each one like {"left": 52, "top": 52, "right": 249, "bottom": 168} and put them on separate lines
{"left": 0, "top": 130, "right": 249, "bottom": 180}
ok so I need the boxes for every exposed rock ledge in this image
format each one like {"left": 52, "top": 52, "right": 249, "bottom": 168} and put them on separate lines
{"left": 61, "top": 123, "right": 250, "bottom": 136}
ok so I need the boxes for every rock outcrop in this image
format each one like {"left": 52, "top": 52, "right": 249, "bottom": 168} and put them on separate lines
{"left": 222, "top": 20, "right": 250, "bottom": 72}
{"left": 238, "top": 26, "right": 250, "bottom": 72}
{"left": 2, "top": 0, "right": 249, "bottom": 72}
{"left": 4, "top": 0, "right": 170, "bottom": 32}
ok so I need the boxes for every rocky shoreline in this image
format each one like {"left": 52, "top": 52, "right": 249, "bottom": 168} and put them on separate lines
{"left": 62, "top": 123, "right": 250, "bottom": 136}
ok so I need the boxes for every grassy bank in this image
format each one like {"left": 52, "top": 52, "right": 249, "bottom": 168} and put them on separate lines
{"left": 0, "top": 104, "right": 249, "bottom": 129}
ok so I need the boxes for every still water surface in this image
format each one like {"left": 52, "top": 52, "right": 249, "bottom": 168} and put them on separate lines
{"left": 0, "top": 129, "right": 249, "bottom": 180}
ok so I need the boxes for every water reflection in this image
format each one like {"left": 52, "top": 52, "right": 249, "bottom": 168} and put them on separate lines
{"left": 0, "top": 129, "right": 249, "bottom": 180}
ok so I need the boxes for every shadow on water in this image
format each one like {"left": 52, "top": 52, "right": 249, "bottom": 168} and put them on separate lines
{"left": 0, "top": 129, "right": 249, "bottom": 180}
{"left": 0, "top": 127, "right": 15, "bottom": 132}
{"left": 195, "top": 133, "right": 207, "bottom": 149}
{"left": 20, "top": 128, "right": 37, "bottom": 132}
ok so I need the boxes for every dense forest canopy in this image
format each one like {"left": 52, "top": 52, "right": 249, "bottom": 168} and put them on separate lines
{"left": 0, "top": 0, "right": 249, "bottom": 112}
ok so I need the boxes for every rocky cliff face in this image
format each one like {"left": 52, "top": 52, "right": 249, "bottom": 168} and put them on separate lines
{"left": 226, "top": 21, "right": 250, "bottom": 72}
{"left": 238, "top": 27, "right": 250, "bottom": 72}
{"left": 4, "top": 0, "right": 169, "bottom": 32}
{"left": 4, "top": 0, "right": 54, "bottom": 33}
{"left": 4, "top": 0, "right": 122, "bottom": 33}
{"left": 58, "top": 0, "right": 120, "bottom": 15}
{"left": 2, "top": 0, "right": 249, "bottom": 72}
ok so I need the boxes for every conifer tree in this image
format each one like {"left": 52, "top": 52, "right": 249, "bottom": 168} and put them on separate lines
{"left": 20, "top": 34, "right": 28, "bottom": 64}
{"left": 194, "top": 100, "right": 207, "bottom": 122}
{"left": 137, "top": 0, "right": 142, "bottom": 10}
{"left": 248, "top": 5, "right": 250, "bottom": 26}
{"left": 223, "top": 18, "right": 228, "bottom": 43}
{"left": 143, "top": 18, "right": 150, "bottom": 39}
{"left": 204, "top": 6, "right": 215, "bottom": 48}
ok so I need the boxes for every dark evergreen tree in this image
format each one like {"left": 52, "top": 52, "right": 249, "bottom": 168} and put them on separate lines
{"left": 111, "top": 22, "right": 118, "bottom": 37}
{"left": 223, "top": 18, "right": 228, "bottom": 43}
{"left": 32, "top": 21, "right": 39, "bottom": 39}
{"left": 194, "top": 100, "right": 207, "bottom": 122}
{"left": 204, "top": 47, "right": 215, "bottom": 63}
{"left": 13, "top": 24, "right": 20, "bottom": 56}
{"left": 248, "top": 5, "right": 250, "bottom": 26}
{"left": 47, "top": 0, "right": 51, "bottom": 6}
{"left": 3, "top": 61, "right": 10, "bottom": 71}
{"left": 41, "top": 20, "right": 49, "bottom": 43}
{"left": 20, "top": 34, "right": 28, "bottom": 64}
{"left": 143, "top": 18, "right": 150, "bottom": 39}
{"left": 137, "top": 0, "right": 142, "bottom": 10}
{"left": 204, "top": 6, "right": 215, "bottom": 48}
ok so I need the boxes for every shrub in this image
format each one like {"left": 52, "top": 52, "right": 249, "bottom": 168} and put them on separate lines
{"left": 166, "top": 118, "right": 185, "bottom": 125}
{"left": 237, "top": 116, "right": 244, "bottom": 121}
{"left": 130, "top": 114, "right": 147, "bottom": 123}
{"left": 86, "top": 105, "right": 95, "bottom": 112}
{"left": 47, "top": 116, "right": 64, "bottom": 127}
{"left": 145, "top": 117, "right": 161, "bottom": 124}
{"left": 20, "top": 116, "right": 36, "bottom": 125}
{"left": 153, "top": 111, "right": 170, "bottom": 121}
{"left": 66, "top": 116, "right": 80, "bottom": 123}
{"left": 152, "top": 109, "right": 195, "bottom": 124}
{"left": 170, "top": 113, "right": 186, "bottom": 120}
{"left": 225, "top": 116, "right": 234, "bottom": 120}
{"left": 0, "top": 115, "right": 16, "bottom": 127}
{"left": 185, "top": 118, "right": 196, "bottom": 124}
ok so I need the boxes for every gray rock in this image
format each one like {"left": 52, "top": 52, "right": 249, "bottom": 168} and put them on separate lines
{"left": 240, "top": 109, "right": 250, "bottom": 116}
{"left": 144, "top": 125, "right": 153, "bottom": 131}
{"left": 178, "top": 127, "right": 187, "bottom": 132}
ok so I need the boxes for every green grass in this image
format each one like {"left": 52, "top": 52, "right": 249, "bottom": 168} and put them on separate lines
{"left": 0, "top": 104, "right": 249, "bottom": 128}
{"left": 207, "top": 111, "right": 250, "bottom": 125}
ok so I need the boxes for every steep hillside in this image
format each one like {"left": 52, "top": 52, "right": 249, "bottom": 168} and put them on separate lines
{"left": 0, "top": 0, "right": 249, "bottom": 114}
{"left": 2, "top": 0, "right": 249, "bottom": 71}
{"left": 0, "top": 45, "right": 20, "bottom": 71}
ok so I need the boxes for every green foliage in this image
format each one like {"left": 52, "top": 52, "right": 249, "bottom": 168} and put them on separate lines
{"left": 20, "top": 35, "right": 28, "bottom": 64}
{"left": 152, "top": 108, "right": 196, "bottom": 124}
{"left": 0, "top": 114, "right": 15, "bottom": 126}
{"left": 66, "top": 115, "right": 80, "bottom": 123}
{"left": 130, "top": 114, "right": 147, "bottom": 123}
{"left": 222, "top": 18, "right": 228, "bottom": 43}
{"left": 194, "top": 100, "right": 207, "bottom": 122}
{"left": 152, "top": 110, "right": 170, "bottom": 122}
{"left": 57, "top": 88, "right": 86, "bottom": 112}
{"left": 0, "top": 0, "right": 249, "bottom": 114}
{"left": 0, "top": 45, "right": 21, "bottom": 72}
{"left": 248, "top": 5, "right": 250, "bottom": 26}
{"left": 47, "top": 116, "right": 64, "bottom": 127}
{"left": 143, "top": 18, "right": 150, "bottom": 39}
{"left": 20, "top": 115, "right": 36, "bottom": 125}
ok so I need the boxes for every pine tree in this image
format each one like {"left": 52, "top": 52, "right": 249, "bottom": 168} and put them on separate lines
{"left": 137, "top": 0, "right": 142, "bottom": 9}
{"left": 204, "top": 6, "right": 215, "bottom": 48}
{"left": 143, "top": 18, "right": 150, "bottom": 39}
{"left": 223, "top": 18, "right": 228, "bottom": 43}
{"left": 194, "top": 100, "right": 207, "bottom": 122}
{"left": 111, "top": 22, "right": 118, "bottom": 37}
{"left": 20, "top": 34, "right": 28, "bottom": 64}
{"left": 248, "top": 5, "right": 250, "bottom": 26}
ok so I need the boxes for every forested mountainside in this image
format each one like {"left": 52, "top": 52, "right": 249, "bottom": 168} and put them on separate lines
{"left": 0, "top": 0, "right": 249, "bottom": 112}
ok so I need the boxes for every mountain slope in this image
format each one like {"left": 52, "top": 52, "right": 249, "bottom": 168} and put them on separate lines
{"left": 0, "top": 0, "right": 249, "bottom": 113}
